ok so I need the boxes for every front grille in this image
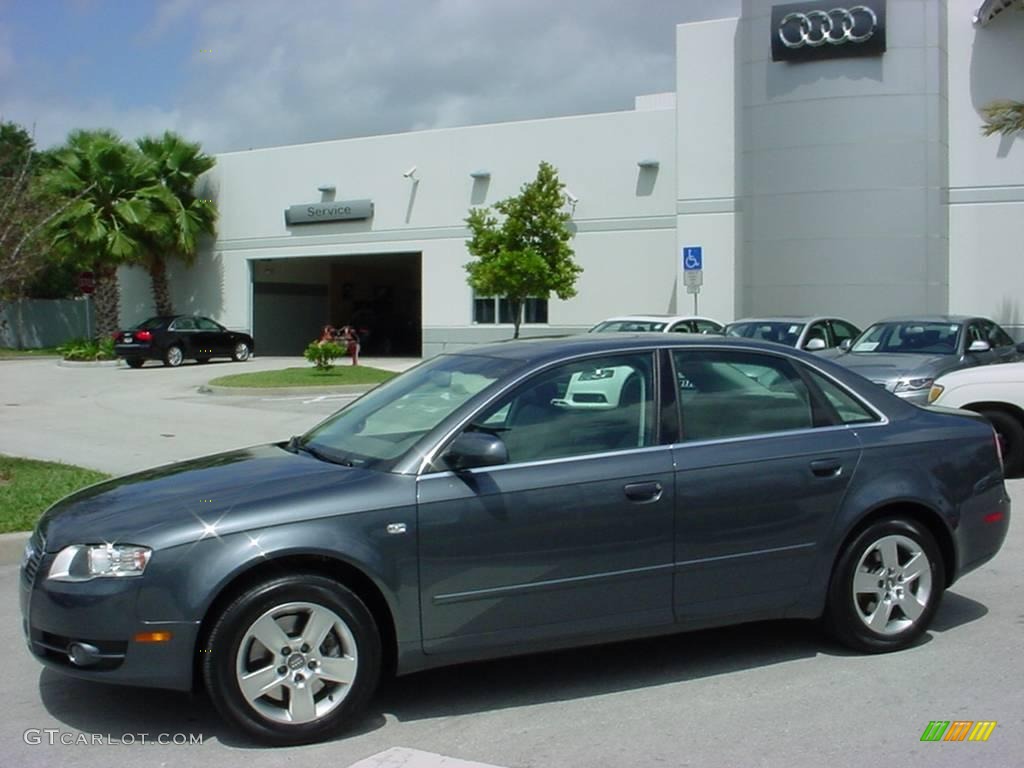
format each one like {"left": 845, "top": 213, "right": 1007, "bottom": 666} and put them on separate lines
{"left": 22, "top": 531, "right": 45, "bottom": 584}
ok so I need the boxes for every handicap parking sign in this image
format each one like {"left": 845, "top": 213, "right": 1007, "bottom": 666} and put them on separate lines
{"left": 682, "top": 246, "right": 702, "bottom": 271}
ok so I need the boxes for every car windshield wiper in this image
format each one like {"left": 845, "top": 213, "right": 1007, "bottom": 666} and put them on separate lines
{"left": 298, "top": 440, "right": 356, "bottom": 467}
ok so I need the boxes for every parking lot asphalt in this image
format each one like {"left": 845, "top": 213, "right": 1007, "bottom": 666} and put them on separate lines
{"left": 2, "top": 357, "right": 1022, "bottom": 767}
{"left": 0, "top": 356, "right": 418, "bottom": 474}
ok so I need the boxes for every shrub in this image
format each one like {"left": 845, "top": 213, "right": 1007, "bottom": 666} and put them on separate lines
{"left": 304, "top": 341, "right": 346, "bottom": 371}
{"left": 57, "top": 337, "right": 116, "bottom": 361}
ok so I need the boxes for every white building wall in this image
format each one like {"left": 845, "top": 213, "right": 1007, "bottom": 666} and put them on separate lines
{"left": 947, "top": 0, "right": 1024, "bottom": 335}
{"left": 162, "top": 108, "right": 678, "bottom": 353}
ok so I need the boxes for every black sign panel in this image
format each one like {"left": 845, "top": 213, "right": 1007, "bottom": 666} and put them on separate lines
{"left": 771, "top": 1, "right": 886, "bottom": 62}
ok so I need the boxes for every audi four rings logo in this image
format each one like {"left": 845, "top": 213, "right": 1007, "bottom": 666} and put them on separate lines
{"left": 778, "top": 6, "right": 877, "bottom": 48}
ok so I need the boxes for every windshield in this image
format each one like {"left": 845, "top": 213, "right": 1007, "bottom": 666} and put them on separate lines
{"left": 851, "top": 322, "right": 961, "bottom": 355}
{"left": 590, "top": 320, "right": 666, "bottom": 333}
{"left": 725, "top": 322, "right": 805, "bottom": 347}
{"left": 300, "top": 353, "right": 519, "bottom": 470}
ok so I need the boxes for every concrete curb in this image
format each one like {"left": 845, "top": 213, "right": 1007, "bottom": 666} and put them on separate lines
{"left": 57, "top": 359, "right": 121, "bottom": 368}
{"left": 198, "top": 383, "right": 376, "bottom": 397}
{"left": 0, "top": 531, "right": 29, "bottom": 567}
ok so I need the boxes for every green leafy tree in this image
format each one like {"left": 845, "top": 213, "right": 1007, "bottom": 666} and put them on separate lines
{"left": 136, "top": 132, "right": 217, "bottom": 315}
{"left": 44, "top": 130, "right": 176, "bottom": 338}
{"left": 464, "top": 161, "right": 582, "bottom": 339}
{"left": 981, "top": 100, "right": 1024, "bottom": 136}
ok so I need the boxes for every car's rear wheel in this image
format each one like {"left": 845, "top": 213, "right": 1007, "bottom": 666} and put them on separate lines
{"left": 125, "top": 358, "right": 145, "bottom": 369}
{"left": 979, "top": 409, "right": 1024, "bottom": 477}
{"left": 233, "top": 342, "right": 251, "bottom": 362}
{"left": 202, "top": 574, "right": 380, "bottom": 745}
{"left": 163, "top": 345, "right": 184, "bottom": 367}
{"left": 825, "top": 517, "right": 944, "bottom": 653}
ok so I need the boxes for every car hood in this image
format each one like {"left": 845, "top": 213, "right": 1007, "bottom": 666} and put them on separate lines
{"left": 36, "top": 444, "right": 377, "bottom": 552}
{"left": 834, "top": 353, "right": 957, "bottom": 386}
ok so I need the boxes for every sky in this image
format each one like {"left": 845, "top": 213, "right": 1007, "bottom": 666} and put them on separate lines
{"left": 0, "top": 0, "right": 738, "bottom": 154}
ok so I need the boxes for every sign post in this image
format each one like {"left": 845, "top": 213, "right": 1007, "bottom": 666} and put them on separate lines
{"left": 682, "top": 246, "right": 703, "bottom": 314}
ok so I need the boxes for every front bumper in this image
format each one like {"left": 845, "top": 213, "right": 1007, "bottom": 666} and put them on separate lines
{"left": 19, "top": 550, "right": 198, "bottom": 691}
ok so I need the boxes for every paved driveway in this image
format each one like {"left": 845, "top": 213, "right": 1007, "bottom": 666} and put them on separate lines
{"left": 0, "top": 357, "right": 418, "bottom": 474}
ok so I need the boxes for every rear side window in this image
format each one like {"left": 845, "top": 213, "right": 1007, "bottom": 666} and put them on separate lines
{"left": 672, "top": 350, "right": 814, "bottom": 441}
{"left": 802, "top": 368, "right": 879, "bottom": 425}
{"left": 195, "top": 317, "right": 221, "bottom": 331}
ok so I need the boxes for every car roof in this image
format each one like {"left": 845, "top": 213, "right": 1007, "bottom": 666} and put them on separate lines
{"left": 728, "top": 316, "right": 824, "bottom": 324}
{"left": 593, "top": 313, "right": 720, "bottom": 323}
{"left": 873, "top": 315, "right": 975, "bottom": 324}
{"left": 451, "top": 333, "right": 805, "bottom": 364}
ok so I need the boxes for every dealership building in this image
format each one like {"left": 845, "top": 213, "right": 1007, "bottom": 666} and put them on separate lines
{"left": 120, "top": 0, "right": 1024, "bottom": 357}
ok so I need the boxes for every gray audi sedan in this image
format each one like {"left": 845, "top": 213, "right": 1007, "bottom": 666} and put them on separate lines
{"left": 832, "top": 315, "right": 1023, "bottom": 405}
{"left": 21, "top": 335, "right": 1010, "bottom": 745}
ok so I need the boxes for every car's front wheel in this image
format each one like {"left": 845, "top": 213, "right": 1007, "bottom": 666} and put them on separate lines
{"left": 202, "top": 575, "right": 381, "bottom": 745}
{"left": 163, "top": 345, "right": 184, "bottom": 367}
{"left": 825, "top": 517, "right": 944, "bottom": 653}
{"left": 233, "top": 342, "right": 251, "bottom": 362}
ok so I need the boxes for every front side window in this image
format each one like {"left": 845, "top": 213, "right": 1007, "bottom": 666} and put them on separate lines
{"left": 672, "top": 350, "right": 815, "bottom": 441}
{"left": 982, "top": 320, "right": 1014, "bottom": 348}
{"left": 466, "top": 353, "right": 657, "bottom": 464}
{"left": 694, "top": 320, "right": 722, "bottom": 334}
{"left": 301, "top": 354, "right": 519, "bottom": 469}
{"left": 473, "top": 296, "right": 548, "bottom": 325}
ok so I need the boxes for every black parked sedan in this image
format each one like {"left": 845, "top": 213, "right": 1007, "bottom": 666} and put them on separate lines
{"left": 21, "top": 335, "right": 1009, "bottom": 745}
{"left": 114, "top": 315, "right": 254, "bottom": 368}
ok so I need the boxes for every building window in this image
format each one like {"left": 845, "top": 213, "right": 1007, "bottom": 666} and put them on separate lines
{"left": 473, "top": 296, "right": 548, "bottom": 325}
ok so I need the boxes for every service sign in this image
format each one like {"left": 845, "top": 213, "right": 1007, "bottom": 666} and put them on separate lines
{"left": 285, "top": 199, "right": 374, "bottom": 225}
{"left": 771, "top": 1, "right": 886, "bottom": 62}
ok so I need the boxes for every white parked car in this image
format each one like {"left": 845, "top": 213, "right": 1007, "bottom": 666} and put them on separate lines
{"left": 929, "top": 363, "right": 1024, "bottom": 476}
{"left": 589, "top": 314, "right": 724, "bottom": 334}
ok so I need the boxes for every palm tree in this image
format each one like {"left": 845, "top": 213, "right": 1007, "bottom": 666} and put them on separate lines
{"left": 45, "top": 130, "right": 175, "bottom": 338}
{"left": 136, "top": 132, "right": 217, "bottom": 315}
{"left": 981, "top": 100, "right": 1024, "bottom": 136}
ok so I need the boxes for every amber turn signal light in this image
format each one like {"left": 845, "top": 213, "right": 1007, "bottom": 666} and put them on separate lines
{"left": 133, "top": 631, "right": 172, "bottom": 643}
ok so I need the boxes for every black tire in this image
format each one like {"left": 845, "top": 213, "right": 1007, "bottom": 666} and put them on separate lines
{"left": 825, "top": 517, "right": 944, "bottom": 653}
{"left": 232, "top": 342, "right": 251, "bottom": 362}
{"left": 196, "top": 357, "right": 211, "bottom": 365}
{"left": 202, "top": 574, "right": 381, "bottom": 746}
{"left": 979, "top": 409, "right": 1024, "bottom": 477}
{"left": 163, "top": 345, "right": 184, "bottom": 367}
{"left": 125, "top": 358, "right": 145, "bottom": 369}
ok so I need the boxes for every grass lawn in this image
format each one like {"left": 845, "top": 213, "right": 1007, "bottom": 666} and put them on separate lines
{"left": 0, "top": 347, "right": 61, "bottom": 359}
{"left": 0, "top": 456, "right": 109, "bottom": 533}
{"left": 208, "top": 365, "right": 397, "bottom": 389}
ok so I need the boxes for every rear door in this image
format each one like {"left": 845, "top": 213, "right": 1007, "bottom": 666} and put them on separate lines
{"left": 669, "top": 349, "right": 869, "bottom": 621}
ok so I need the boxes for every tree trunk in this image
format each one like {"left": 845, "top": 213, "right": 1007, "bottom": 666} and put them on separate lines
{"left": 511, "top": 298, "right": 522, "bottom": 339}
{"left": 93, "top": 266, "right": 121, "bottom": 340}
{"left": 149, "top": 256, "right": 174, "bottom": 315}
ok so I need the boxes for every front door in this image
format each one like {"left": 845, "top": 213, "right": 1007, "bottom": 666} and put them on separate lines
{"left": 669, "top": 349, "right": 864, "bottom": 620}
{"left": 417, "top": 351, "right": 675, "bottom": 654}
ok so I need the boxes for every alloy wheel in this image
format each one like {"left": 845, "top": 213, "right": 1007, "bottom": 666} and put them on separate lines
{"left": 851, "top": 534, "right": 932, "bottom": 635}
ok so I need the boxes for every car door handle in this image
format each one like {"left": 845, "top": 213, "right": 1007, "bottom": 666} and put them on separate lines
{"left": 624, "top": 481, "right": 663, "bottom": 503}
{"left": 810, "top": 458, "right": 842, "bottom": 477}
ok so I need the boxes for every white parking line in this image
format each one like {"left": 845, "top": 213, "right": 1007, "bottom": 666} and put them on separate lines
{"left": 345, "top": 748, "right": 510, "bottom": 768}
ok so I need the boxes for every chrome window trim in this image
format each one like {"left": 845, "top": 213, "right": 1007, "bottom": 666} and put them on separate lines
{"left": 413, "top": 342, "right": 892, "bottom": 475}
{"left": 418, "top": 443, "right": 673, "bottom": 480}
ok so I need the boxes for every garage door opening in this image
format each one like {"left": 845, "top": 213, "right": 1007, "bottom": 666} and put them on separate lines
{"left": 252, "top": 252, "right": 422, "bottom": 357}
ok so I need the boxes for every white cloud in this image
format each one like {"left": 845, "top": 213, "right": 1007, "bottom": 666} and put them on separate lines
{"left": 5, "top": 0, "right": 739, "bottom": 152}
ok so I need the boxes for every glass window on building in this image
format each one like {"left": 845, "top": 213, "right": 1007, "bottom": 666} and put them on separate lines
{"left": 473, "top": 296, "right": 548, "bottom": 325}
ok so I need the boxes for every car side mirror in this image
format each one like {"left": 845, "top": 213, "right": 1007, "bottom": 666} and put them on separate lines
{"left": 804, "top": 338, "right": 827, "bottom": 351}
{"left": 839, "top": 339, "right": 852, "bottom": 352}
{"left": 968, "top": 340, "right": 991, "bottom": 353}
{"left": 443, "top": 431, "right": 508, "bottom": 471}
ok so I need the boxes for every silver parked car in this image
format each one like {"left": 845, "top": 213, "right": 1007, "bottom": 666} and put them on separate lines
{"left": 725, "top": 316, "right": 861, "bottom": 352}
{"left": 832, "top": 316, "right": 1023, "bottom": 405}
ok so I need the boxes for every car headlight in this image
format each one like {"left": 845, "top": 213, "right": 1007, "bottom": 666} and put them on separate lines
{"left": 927, "top": 384, "right": 944, "bottom": 403}
{"left": 47, "top": 544, "right": 152, "bottom": 582}
{"left": 894, "top": 377, "right": 934, "bottom": 393}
